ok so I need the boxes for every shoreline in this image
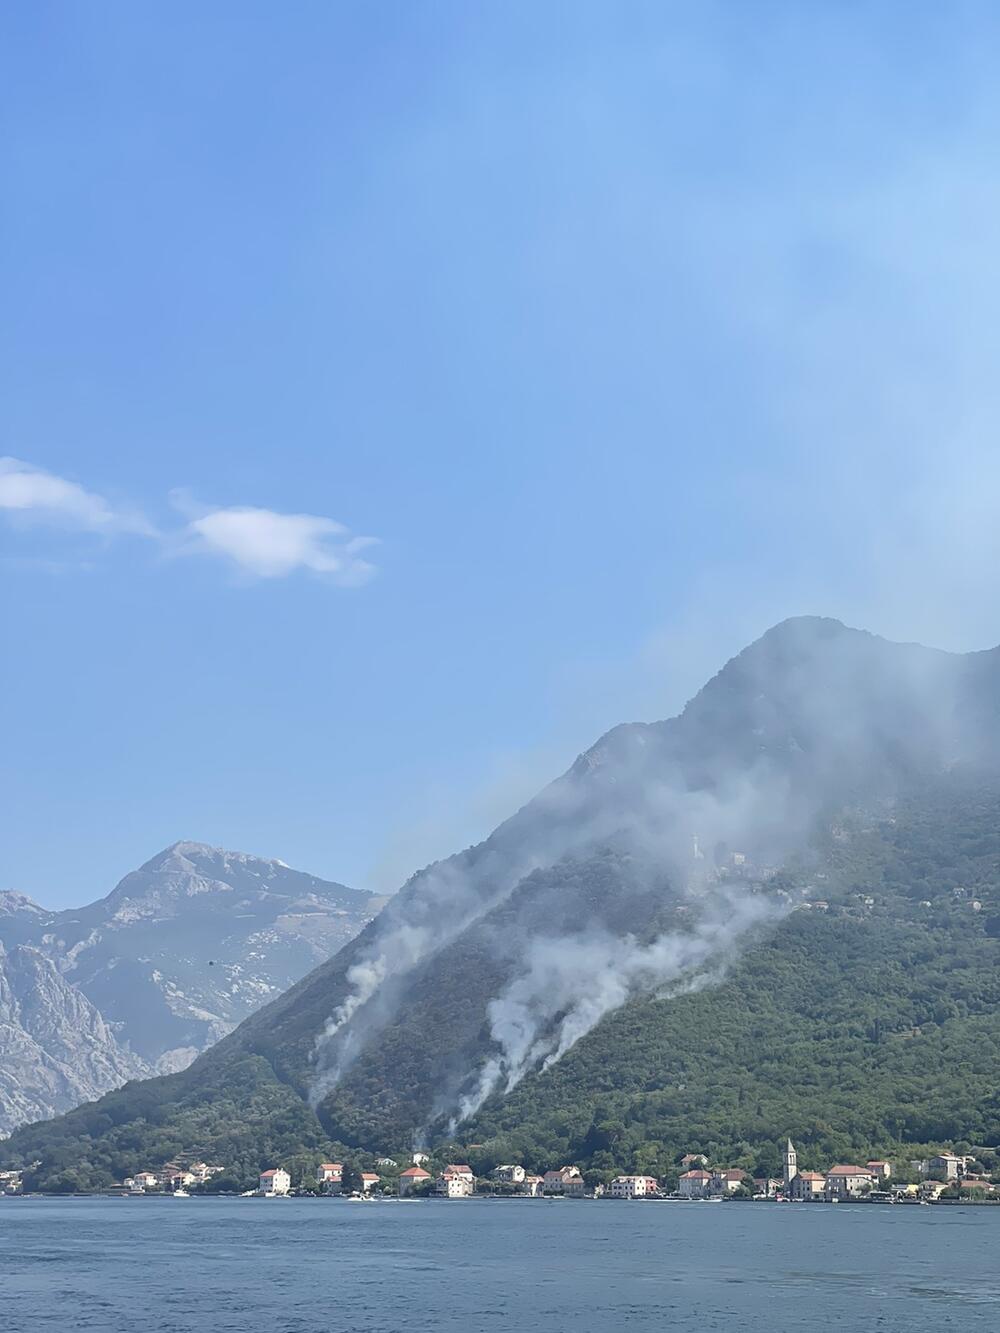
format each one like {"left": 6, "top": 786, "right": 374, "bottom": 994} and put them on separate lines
{"left": 4, "top": 1192, "right": 998, "bottom": 1207}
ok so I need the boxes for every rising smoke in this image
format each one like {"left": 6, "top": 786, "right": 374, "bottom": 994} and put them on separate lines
{"left": 444, "top": 887, "right": 784, "bottom": 1134}
{"left": 310, "top": 617, "right": 966, "bottom": 1134}
{"left": 309, "top": 778, "right": 630, "bottom": 1106}
{"left": 311, "top": 748, "right": 797, "bottom": 1114}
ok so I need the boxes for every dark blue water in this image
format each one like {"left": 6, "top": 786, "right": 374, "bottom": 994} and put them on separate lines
{"left": 3, "top": 1196, "right": 1000, "bottom": 1331}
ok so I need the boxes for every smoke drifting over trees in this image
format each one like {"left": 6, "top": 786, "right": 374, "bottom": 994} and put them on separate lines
{"left": 309, "top": 617, "right": 985, "bottom": 1142}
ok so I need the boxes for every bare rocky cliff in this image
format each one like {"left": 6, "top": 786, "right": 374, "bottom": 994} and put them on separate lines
{"left": 0, "top": 842, "right": 381, "bottom": 1132}
{"left": 0, "top": 942, "right": 148, "bottom": 1135}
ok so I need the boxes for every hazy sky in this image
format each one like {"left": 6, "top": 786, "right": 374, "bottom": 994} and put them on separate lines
{"left": 5, "top": 2, "right": 1000, "bottom": 906}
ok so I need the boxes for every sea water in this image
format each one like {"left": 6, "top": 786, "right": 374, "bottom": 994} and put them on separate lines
{"left": 3, "top": 1196, "right": 999, "bottom": 1331}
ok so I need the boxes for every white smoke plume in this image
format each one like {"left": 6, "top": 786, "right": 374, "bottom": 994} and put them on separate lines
{"left": 312, "top": 616, "right": 958, "bottom": 1123}
{"left": 308, "top": 782, "right": 622, "bottom": 1106}
{"left": 310, "top": 753, "right": 797, "bottom": 1110}
{"left": 307, "top": 754, "right": 704, "bottom": 1108}
{"left": 309, "top": 924, "right": 428, "bottom": 1105}
{"left": 444, "top": 887, "right": 783, "bottom": 1133}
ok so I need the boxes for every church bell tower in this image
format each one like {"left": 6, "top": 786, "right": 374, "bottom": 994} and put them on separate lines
{"left": 783, "top": 1138, "right": 797, "bottom": 1187}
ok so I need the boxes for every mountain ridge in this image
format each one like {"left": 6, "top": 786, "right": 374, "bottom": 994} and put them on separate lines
{"left": 0, "top": 940, "right": 148, "bottom": 1133}
{"left": 6, "top": 617, "right": 1000, "bottom": 1188}
{"left": 0, "top": 841, "right": 379, "bottom": 1134}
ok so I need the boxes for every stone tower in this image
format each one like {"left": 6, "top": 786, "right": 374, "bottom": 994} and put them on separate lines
{"left": 783, "top": 1138, "right": 797, "bottom": 1187}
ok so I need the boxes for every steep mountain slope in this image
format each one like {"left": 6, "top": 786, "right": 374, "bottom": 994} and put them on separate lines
{"left": 466, "top": 772, "right": 1000, "bottom": 1177}
{"left": 6, "top": 617, "right": 1000, "bottom": 1189}
{"left": 0, "top": 843, "right": 379, "bottom": 1082}
{"left": 0, "top": 942, "right": 147, "bottom": 1134}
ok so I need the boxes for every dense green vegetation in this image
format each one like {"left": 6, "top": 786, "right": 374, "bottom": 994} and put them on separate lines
{"left": 6, "top": 770, "right": 1000, "bottom": 1192}
{"left": 463, "top": 774, "right": 1000, "bottom": 1179}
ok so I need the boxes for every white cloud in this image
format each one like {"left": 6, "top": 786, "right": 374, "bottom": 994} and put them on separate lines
{"left": 176, "top": 499, "right": 378, "bottom": 583}
{"left": 0, "top": 458, "right": 152, "bottom": 535}
{"left": 0, "top": 461, "right": 377, "bottom": 586}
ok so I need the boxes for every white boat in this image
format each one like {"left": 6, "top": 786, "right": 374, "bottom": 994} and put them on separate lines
{"left": 173, "top": 1188, "right": 190, "bottom": 1198}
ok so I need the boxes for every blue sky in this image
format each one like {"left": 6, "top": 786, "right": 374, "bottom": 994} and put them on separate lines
{"left": 5, "top": 2, "right": 1000, "bottom": 906}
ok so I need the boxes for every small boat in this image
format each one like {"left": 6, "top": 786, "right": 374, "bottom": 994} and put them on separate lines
{"left": 173, "top": 1189, "right": 190, "bottom": 1198}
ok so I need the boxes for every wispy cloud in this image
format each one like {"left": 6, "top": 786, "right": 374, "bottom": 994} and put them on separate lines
{"left": 0, "top": 457, "right": 152, "bottom": 536}
{"left": 0, "top": 460, "right": 378, "bottom": 586}
{"left": 171, "top": 492, "right": 378, "bottom": 584}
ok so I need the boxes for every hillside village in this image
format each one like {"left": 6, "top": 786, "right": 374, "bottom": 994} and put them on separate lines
{"left": 4, "top": 1138, "right": 998, "bottom": 1204}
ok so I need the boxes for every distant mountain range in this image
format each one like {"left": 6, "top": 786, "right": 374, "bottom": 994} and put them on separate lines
{"left": 0, "top": 842, "right": 379, "bottom": 1134}
{"left": 7, "top": 617, "right": 1000, "bottom": 1191}
{"left": 0, "top": 941, "right": 146, "bottom": 1135}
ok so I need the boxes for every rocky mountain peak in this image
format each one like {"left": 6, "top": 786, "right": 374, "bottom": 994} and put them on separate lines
{"left": 0, "top": 890, "right": 47, "bottom": 918}
{"left": 0, "top": 843, "right": 379, "bottom": 1134}
{"left": 136, "top": 840, "right": 286, "bottom": 877}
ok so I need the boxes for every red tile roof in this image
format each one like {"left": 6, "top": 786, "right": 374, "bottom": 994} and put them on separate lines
{"left": 400, "top": 1167, "right": 431, "bottom": 1178}
{"left": 826, "top": 1165, "right": 870, "bottom": 1176}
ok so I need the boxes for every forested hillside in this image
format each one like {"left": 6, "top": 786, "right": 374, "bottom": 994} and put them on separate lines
{"left": 8, "top": 771, "right": 1000, "bottom": 1192}
{"left": 467, "top": 773, "right": 1000, "bottom": 1179}
{"left": 7, "top": 619, "right": 1000, "bottom": 1193}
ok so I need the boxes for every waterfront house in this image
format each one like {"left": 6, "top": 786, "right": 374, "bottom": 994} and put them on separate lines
{"left": 522, "top": 1175, "right": 544, "bottom": 1197}
{"left": 824, "top": 1166, "right": 873, "bottom": 1201}
{"left": 927, "top": 1153, "right": 964, "bottom": 1181}
{"left": 316, "top": 1163, "right": 343, "bottom": 1192}
{"left": 259, "top": 1168, "right": 291, "bottom": 1196}
{"left": 133, "top": 1172, "right": 159, "bottom": 1190}
{"left": 919, "top": 1179, "right": 950, "bottom": 1201}
{"left": 359, "top": 1173, "right": 380, "bottom": 1194}
{"left": 493, "top": 1164, "right": 526, "bottom": 1185}
{"left": 866, "top": 1160, "right": 891, "bottom": 1181}
{"left": 437, "top": 1172, "right": 474, "bottom": 1198}
{"left": 709, "top": 1170, "right": 747, "bottom": 1196}
{"left": 542, "top": 1167, "right": 584, "bottom": 1197}
{"left": 609, "top": 1175, "right": 659, "bottom": 1199}
{"left": 959, "top": 1178, "right": 992, "bottom": 1194}
{"left": 753, "top": 1177, "right": 783, "bottom": 1199}
{"left": 444, "top": 1164, "right": 474, "bottom": 1184}
{"left": 789, "top": 1171, "right": 826, "bottom": 1201}
{"left": 398, "top": 1167, "right": 431, "bottom": 1197}
{"left": 678, "top": 1169, "right": 712, "bottom": 1198}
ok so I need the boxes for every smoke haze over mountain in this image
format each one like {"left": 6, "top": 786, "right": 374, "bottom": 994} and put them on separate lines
{"left": 308, "top": 618, "right": 982, "bottom": 1137}
{"left": 443, "top": 887, "right": 784, "bottom": 1136}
